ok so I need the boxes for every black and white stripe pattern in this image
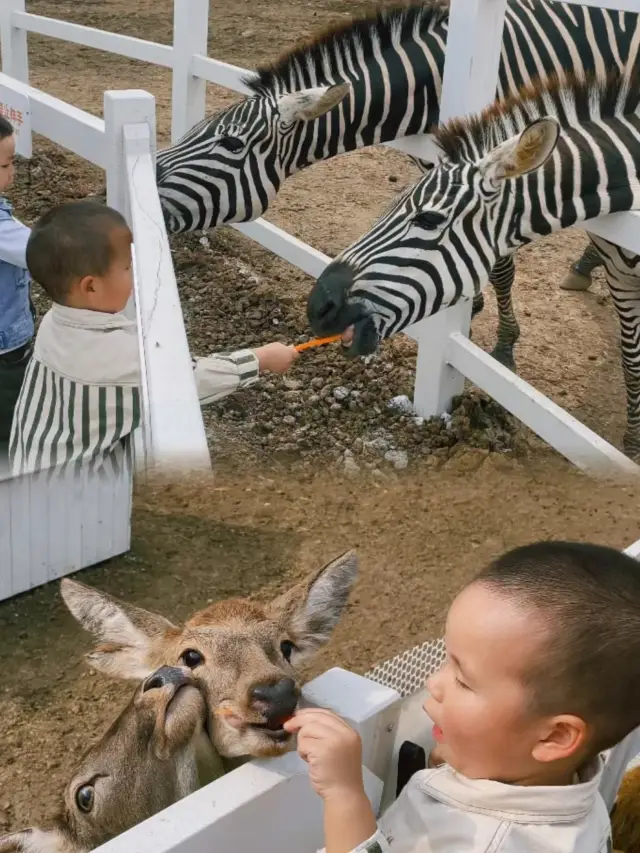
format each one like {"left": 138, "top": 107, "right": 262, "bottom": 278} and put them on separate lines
{"left": 9, "top": 358, "right": 140, "bottom": 479}
{"left": 306, "top": 68, "right": 640, "bottom": 458}
{"left": 156, "top": 0, "right": 639, "bottom": 236}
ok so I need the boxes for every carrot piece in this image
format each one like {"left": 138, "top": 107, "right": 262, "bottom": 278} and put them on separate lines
{"left": 294, "top": 334, "right": 343, "bottom": 352}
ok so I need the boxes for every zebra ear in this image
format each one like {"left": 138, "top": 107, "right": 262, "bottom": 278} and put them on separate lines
{"left": 276, "top": 83, "right": 350, "bottom": 124}
{"left": 477, "top": 117, "right": 560, "bottom": 185}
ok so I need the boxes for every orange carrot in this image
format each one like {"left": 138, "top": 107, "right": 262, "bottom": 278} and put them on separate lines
{"left": 295, "top": 334, "right": 343, "bottom": 352}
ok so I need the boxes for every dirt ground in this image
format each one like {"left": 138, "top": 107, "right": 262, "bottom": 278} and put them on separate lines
{"left": 1, "top": 0, "right": 640, "bottom": 839}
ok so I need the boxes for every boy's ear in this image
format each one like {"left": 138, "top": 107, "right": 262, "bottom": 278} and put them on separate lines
{"left": 532, "top": 714, "right": 589, "bottom": 764}
{"left": 77, "top": 274, "right": 97, "bottom": 295}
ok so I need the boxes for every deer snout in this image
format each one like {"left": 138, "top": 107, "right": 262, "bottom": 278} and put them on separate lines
{"left": 251, "top": 677, "right": 298, "bottom": 722}
{"left": 143, "top": 666, "right": 192, "bottom": 693}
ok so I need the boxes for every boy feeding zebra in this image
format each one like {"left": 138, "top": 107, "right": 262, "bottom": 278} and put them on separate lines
{"left": 4, "top": 199, "right": 347, "bottom": 477}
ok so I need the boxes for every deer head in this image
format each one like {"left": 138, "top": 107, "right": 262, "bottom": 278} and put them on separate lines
{"left": 0, "top": 665, "right": 222, "bottom": 853}
{"left": 60, "top": 551, "right": 358, "bottom": 759}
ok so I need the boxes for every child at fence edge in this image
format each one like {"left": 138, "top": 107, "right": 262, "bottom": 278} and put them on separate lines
{"left": 8, "top": 198, "right": 308, "bottom": 476}
{"left": 0, "top": 115, "right": 34, "bottom": 464}
{"left": 285, "top": 540, "right": 640, "bottom": 853}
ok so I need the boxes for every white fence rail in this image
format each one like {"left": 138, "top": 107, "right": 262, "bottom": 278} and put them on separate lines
{"left": 2, "top": 0, "right": 639, "bottom": 476}
{"left": 0, "top": 74, "right": 210, "bottom": 601}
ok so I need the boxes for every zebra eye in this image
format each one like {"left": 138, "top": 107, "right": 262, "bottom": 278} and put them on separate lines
{"left": 217, "top": 136, "right": 244, "bottom": 152}
{"left": 412, "top": 210, "right": 447, "bottom": 229}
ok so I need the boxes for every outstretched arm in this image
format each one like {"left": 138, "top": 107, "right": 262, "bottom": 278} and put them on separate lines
{"left": 192, "top": 343, "right": 299, "bottom": 405}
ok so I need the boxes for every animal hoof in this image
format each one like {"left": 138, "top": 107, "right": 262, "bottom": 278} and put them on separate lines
{"left": 560, "top": 269, "right": 592, "bottom": 291}
{"left": 490, "top": 344, "right": 516, "bottom": 371}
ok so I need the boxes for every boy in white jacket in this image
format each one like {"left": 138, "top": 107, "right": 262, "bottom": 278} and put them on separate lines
{"left": 8, "top": 200, "right": 302, "bottom": 477}
{"left": 285, "top": 540, "right": 640, "bottom": 853}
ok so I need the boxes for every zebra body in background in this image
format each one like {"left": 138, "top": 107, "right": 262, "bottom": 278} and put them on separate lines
{"left": 156, "top": 0, "right": 639, "bottom": 330}
{"left": 305, "top": 66, "right": 640, "bottom": 459}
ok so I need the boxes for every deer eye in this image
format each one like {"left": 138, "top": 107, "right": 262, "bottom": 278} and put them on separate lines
{"left": 76, "top": 785, "right": 95, "bottom": 813}
{"left": 412, "top": 210, "right": 447, "bottom": 229}
{"left": 181, "top": 649, "right": 203, "bottom": 669}
{"left": 280, "top": 640, "right": 296, "bottom": 662}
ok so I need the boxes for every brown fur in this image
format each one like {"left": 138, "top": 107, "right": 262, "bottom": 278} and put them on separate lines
{"left": 244, "top": 0, "right": 449, "bottom": 93}
{"left": 613, "top": 766, "right": 640, "bottom": 853}
{"left": 0, "top": 667, "right": 221, "bottom": 853}
{"left": 60, "top": 551, "right": 358, "bottom": 762}
{"left": 436, "top": 65, "right": 640, "bottom": 162}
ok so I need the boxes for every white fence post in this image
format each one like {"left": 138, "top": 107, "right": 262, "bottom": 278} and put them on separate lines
{"left": 0, "top": 0, "right": 29, "bottom": 83}
{"left": 103, "top": 89, "right": 157, "bottom": 322}
{"left": 104, "top": 89, "right": 157, "bottom": 221}
{"left": 171, "top": 0, "right": 209, "bottom": 143}
{"left": 405, "top": 0, "right": 508, "bottom": 419}
{"left": 405, "top": 299, "right": 473, "bottom": 417}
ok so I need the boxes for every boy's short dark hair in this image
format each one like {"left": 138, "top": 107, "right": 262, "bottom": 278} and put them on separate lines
{"left": 26, "top": 200, "right": 130, "bottom": 303}
{"left": 0, "top": 116, "right": 14, "bottom": 140}
{"left": 476, "top": 541, "right": 640, "bottom": 755}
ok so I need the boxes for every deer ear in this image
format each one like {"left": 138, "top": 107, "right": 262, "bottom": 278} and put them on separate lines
{"left": 477, "top": 117, "right": 560, "bottom": 186}
{"left": 268, "top": 551, "right": 358, "bottom": 663}
{"left": 0, "top": 829, "right": 70, "bottom": 853}
{"left": 61, "top": 578, "right": 179, "bottom": 681}
{"left": 275, "top": 83, "right": 350, "bottom": 124}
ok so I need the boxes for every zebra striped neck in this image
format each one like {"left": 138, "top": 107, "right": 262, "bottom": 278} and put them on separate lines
{"left": 436, "top": 68, "right": 640, "bottom": 248}
{"left": 243, "top": 3, "right": 449, "bottom": 176}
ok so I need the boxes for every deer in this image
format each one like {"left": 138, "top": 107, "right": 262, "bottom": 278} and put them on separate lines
{"left": 0, "top": 550, "right": 358, "bottom": 853}
{"left": 0, "top": 664, "right": 221, "bottom": 853}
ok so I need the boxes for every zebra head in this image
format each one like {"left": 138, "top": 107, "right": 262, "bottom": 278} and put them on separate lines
{"left": 156, "top": 83, "right": 350, "bottom": 233}
{"left": 307, "top": 117, "right": 560, "bottom": 356}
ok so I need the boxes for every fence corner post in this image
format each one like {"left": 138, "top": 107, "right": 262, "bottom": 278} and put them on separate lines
{"left": 103, "top": 89, "right": 157, "bottom": 221}
{"left": 171, "top": 0, "right": 209, "bottom": 143}
{"left": 404, "top": 297, "right": 473, "bottom": 419}
{"left": 0, "top": 0, "right": 29, "bottom": 83}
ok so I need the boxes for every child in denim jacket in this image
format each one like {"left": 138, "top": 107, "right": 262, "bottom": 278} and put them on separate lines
{"left": 0, "top": 116, "right": 33, "bottom": 461}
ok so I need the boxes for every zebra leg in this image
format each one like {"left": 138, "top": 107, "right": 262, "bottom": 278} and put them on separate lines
{"left": 488, "top": 255, "right": 519, "bottom": 370}
{"left": 590, "top": 235, "right": 640, "bottom": 461}
{"left": 560, "top": 241, "right": 604, "bottom": 292}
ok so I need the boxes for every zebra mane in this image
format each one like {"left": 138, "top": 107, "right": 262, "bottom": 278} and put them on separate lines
{"left": 436, "top": 65, "right": 640, "bottom": 161}
{"left": 242, "top": 0, "right": 449, "bottom": 95}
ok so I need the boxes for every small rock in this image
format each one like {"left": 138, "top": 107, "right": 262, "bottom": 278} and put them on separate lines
{"left": 283, "top": 378, "right": 303, "bottom": 391}
{"left": 310, "top": 377, "right": 323, "bottom": 390}
{"left": 198, "top": 236, "right": 211, "bottom": 249}
{"left": 388, "top": 394, "right": 414, "bottom": 414}
{"left": 282, "top": 415, "right": 296, "bottom": 426}
{"left": 384, "top": 449, "right": 408, "bottom": 470}
{"left": 333, "top": 386, "right": 350, "bottom": 401}
{"left": 364, "top": 437, "right": 389, "bottom": 455}
{"left": 343, "top": 455, "right": 360, "bottom": 476}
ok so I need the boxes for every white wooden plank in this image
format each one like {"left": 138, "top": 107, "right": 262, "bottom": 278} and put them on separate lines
{"left": 556, "top": 0, "right": 640, "bottom": 12}
{"left": 12, "top": 12, "right": 174, "bottom": 68}
{"left": 625, "top": 538, "right": 640, "bottom": 559}
{"left": 586, "top": 212, "right": 640, "bottom": 257}
{"left": 124, "top": 122, "right": 211, "bottom": 472}
{"left": 171, "top": 0, "right": 208, "bottom": 141}
{"left": 9, "top": 473, "right": 31, "bottom": 596}
{"left": 233, "top": 218, "right": 332, "bottom": 279}
{"left": 190, "top": 53, "right": 253, "bottom": 95}
{"left": 46, "top": 468, "right": 70, "bottom": 582}
{"left": 0, "top": 72, "right": 105, "bottom": 166}
{"left": 27, "top": 470, "right": 49, "bottom": 590}
{"left": 0, "top": 476, "right": 12, "bottom": 601}
{"left": 447, "top": 331, "right": 640, "bottom": 476}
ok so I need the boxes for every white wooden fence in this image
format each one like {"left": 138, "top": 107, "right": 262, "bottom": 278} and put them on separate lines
{"left": 88, "top": 535, "right": 640, "bottom": 853}
{"left": 0, "top": 75, "right": 210, "bottom": 601}
{"left": 2, "top": 0, "right": 640, "bottom": 476}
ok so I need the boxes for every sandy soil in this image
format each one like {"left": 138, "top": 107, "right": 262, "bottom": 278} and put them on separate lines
{"left": 0, "top": 0, "right": 638, "bottom": 839}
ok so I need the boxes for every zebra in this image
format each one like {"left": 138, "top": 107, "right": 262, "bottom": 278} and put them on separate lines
{"left": 304, "top": 65, "right": 640, "bottom": 460}
{"left": 156, "top": 0, "right": 640, "bottom": 319}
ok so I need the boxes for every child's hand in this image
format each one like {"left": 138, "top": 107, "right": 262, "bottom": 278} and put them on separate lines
{"left": 284, "top": 708, "right": 365, "bottom": 802}
{"left": 254, "top": 342, "right": 299, "bottom": 374}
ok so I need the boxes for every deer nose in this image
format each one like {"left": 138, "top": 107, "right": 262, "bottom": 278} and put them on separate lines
{"left": 251, "top": 677, "right": 298, "bottom": 720}
{"left": 143, "top": 666, "right": 190, "bottom": 693}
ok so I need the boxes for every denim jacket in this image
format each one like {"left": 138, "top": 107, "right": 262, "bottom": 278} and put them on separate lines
{"left": 0, "top": 197, "right": 32, "bottom": 352}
